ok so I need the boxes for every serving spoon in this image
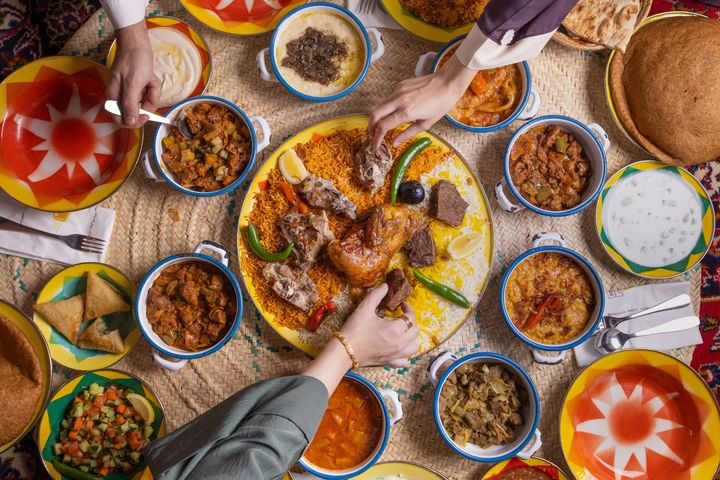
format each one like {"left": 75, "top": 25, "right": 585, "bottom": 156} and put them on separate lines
{"left": 104, "top": 100, "right": 192, "bottom": 138}
{"left": 594, "top": 315, "right": 700, "bottom": 355}
{"left": 601, "top": 293, "right": 691, "bottom": 330}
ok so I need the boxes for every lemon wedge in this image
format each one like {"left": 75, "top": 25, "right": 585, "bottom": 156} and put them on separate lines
{"left": 278, "top": 149, "right": 308, "bottom": 185}
{"left": 447, "top": 232, "right": 483, "bottom": 260}
{"left": 126, "top": 393, "right": 155, "bottom": 424}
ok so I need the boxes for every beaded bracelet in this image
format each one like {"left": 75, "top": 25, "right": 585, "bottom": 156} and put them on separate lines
{"left": 332, "top": 331, "right": 359, "bottom": 370}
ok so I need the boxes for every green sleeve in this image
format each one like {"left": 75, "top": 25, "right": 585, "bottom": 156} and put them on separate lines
{"left": 144, "top": 375, "right": 328, "bottom": 480}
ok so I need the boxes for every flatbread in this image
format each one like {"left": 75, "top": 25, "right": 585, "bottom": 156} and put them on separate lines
{"left": 33, "top": 294, "right": 84, "bottom": 344}
{"left": 84, "top": 272, "right": 130, "bottom": 321}
{"left": 0, "top": 314, "right": 43, "bottom": 445}
{"left": 563, "top": 0, "right": 641, "bottom": 52}
{"left": 77, "top": 318, "right": 124, "bottom": 354}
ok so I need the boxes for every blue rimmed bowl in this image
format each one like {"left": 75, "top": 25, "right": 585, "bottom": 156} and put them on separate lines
{"left": 495, "top": 115, "right": 610, "bottom": 216}
{"left": 499, "top": 232, "right": 605, "bottom": 365}
{"left": 414, "top": 35, "right": 540, "bottom": 133}
{"left": 298, "top": 371, "right": 403, "bottom": 479}
{"left": 141, "top": 95, "right": 270, "bottom": 196}
{"left": 256, "top": 2, "right": 384, "bottom": 102}
{"left": 428, "top": 351, "right": 543, "bottom": 463}
{"left": 134, "top": 240, "right": 243, "bottom": 371}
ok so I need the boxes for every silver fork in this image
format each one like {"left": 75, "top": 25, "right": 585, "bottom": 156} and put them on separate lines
{"left": 0, "top": 216, "right": 106, "bottom": 254}
{"left": 357, "top": 0, "right": 377, "bottom": 15}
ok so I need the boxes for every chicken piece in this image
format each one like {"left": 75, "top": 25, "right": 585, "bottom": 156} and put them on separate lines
{"left": 355, "top": 136, "right": 393, "bottom": 194}
{"left": 300, "top": 174, "right": 357, "bottom": 219}
{"left": 262, "top": 263, "right": 319, "bottom": 312}
{"left": 278, "top": 211, "right": 335, "bottom": 267}
{"left": 327, "top": 204, "right": 420, "bottom": 287}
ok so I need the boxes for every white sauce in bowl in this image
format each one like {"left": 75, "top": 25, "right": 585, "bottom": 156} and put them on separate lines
{"left": 602, "top": 169, "right": 703, "bottom": 268}
{"left": 149, "top": 27, "right": 203, "bottom": 107}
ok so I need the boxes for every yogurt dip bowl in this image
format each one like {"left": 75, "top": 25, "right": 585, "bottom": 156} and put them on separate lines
{"left": 257, "top": 3, "right": 384, "bottom": 102}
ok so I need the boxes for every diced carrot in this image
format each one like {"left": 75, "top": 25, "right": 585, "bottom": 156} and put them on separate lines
{"left": 93, "top": 395, "right": 106, "bottom": 408}
{"left": 68, "top": 431, "right": 78, "bottom": 440}
{"left": 72, "top": 418, "right": 83, "bottom": 431}
{"left": 116, "top": 404, "right": 126, "bottom": 414}
{"left": 73, "top": 397, "right": 83, "bottom": 404}
{"left": 98, "top": 467, "right": 109, "bottom": 476}
{"left": 85, "top": 420, "right": 93, "bottom": 430}
{"left": 116, "top": 416, "right": 125, "bottom": 425}
{"left": 280, "top": 180, "right": 309, "bottom": 214}
{"left": 470, "top": 72, "right": 489, "bottom": 96}
{"left": 258, "top": 180, "right": 268, "bottom": 192}
{"left": 106, "top": 427, "right": 116, "bottom": 439}
{"left": 311, "top": 133, "right": 324, "bottom": 142}
{"left": 106, "top": 390, "right": 118, "bottom": 401}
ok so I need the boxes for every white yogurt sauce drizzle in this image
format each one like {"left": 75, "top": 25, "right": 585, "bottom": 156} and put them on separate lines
{"left": 149, "top": 27, "right": 203, "bottom": 107}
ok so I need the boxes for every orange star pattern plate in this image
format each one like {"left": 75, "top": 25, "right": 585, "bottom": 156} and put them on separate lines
{"left": 560, "top": 350, "right": 720, "bottom": 480}
{"left": 0, "top": 56, "right": 142, "bottom": 212}
{"left": 180, "top": 0, "right": 307, "bottom": 35}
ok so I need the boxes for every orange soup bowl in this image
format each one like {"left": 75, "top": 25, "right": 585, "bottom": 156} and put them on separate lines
{"left": 298, "top": 372, "right": 403, "bottom": 479}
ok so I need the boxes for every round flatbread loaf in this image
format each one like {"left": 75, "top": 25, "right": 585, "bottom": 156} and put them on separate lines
{"left": 610, "top": 16, "right": 720, "bottom": 166}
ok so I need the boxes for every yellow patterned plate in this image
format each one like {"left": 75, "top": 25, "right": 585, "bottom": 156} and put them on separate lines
{"left": 38, "top": 369, "right": 167, "bottom": 480}
{"left": 0, "top": 300, "right": 53, "bottom": 454}
{"left": 595, "top": 160, "right": 714, "bottom": 279}
{"left": 379, "top": 0, "right": 475, "bottom": 42}
{"left": 236, "top": 114, "right": 493, "bottom": 358}
{"left": 353, "top": 461, "right": 447, "bottom": 479}
{"left": 0, "top": 56, "right": 142, "bottom": 212}
{"left": 482, "top": 457, "right": 569, "bottom": 480}
{"left": 560, "top": 350, "right": 720, "bottom": 480}
{"left": 180, "top": 0, "right": 306, "bottom": 36}
{"left": 33, "top": 263, "right": 138, "bottom": 371}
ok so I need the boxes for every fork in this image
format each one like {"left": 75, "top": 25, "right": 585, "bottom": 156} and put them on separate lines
{"left": 0, "top": 216, "right": 106, "bottom": 254}
{"left": 357, "top": 0, "right": 377, "bottom": 15}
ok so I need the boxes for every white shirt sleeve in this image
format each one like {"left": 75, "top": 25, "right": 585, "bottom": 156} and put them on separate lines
{"left": 455, "top": 23, "right": 555, "bottom": 70}
{"left": 100, "top": 0, "right": 149, "bottom": 30}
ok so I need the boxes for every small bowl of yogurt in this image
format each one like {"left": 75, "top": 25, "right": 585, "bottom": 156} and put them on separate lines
{"left": 596, "top": 160, "right": 715, "bottom": 278}
{"left": 256, "top": 2, "right": 385, "bottom": 102}
{"left": 107, "top": 16, "right": 211, "bottom": 112}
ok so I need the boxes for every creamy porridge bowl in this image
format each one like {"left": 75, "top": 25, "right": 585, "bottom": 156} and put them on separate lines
{"left": 257, "top": 3, "right": 384, "bottom": 102}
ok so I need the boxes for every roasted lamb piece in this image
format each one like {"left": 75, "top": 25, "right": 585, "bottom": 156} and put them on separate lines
{"left": 262, "top": 263, "right": 319, "bottom": 312}
{"left": 381, "top": 268, "right": 412, "bottom": 310}
{"left": 278, "top": 211, "right": 335, "bottom": 266}
{"left": 403, "top": 224, "right": 436, "bottom": 267}
{"left": 429, "top": 180, "right": 469, "bottom": 227}
{"left": 300, "top": 175, "right": 357, "bottom": 219}
{"left": 355, "top": 136, "right": 393, "bottom": 194}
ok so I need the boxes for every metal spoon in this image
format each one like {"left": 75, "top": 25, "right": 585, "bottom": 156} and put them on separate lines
{"left": 601, "top": 293, "right": 691, "bottom": 330}
{"left": 103, "top": 100, "right": 192, "bottom": 138}
{"left": 594, "top": 315, "right": 700, "bottom": 355}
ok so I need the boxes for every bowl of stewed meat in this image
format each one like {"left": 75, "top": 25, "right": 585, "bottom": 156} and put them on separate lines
{"left": 134, "top": 240, "right": 242, "bottom": 370}
{"left": 495, "top": 115, "right": 610, "bottom": 216}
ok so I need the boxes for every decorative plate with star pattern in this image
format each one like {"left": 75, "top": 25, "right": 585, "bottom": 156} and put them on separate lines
{"left": 560, "top": 350, "right": 720, "bottom": 480}
{"left": 180, "top": 0, "right": 307, "bottom": 35}
{"left": 0, "top": 56, "right": 142, "bottom": 212}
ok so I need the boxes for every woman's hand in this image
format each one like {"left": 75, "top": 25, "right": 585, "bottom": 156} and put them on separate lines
{"left": 107, "top": 21, "right": 160, "bottom": 128}
{"left": 369, "top": 54, "right": 477, "bottom": 149}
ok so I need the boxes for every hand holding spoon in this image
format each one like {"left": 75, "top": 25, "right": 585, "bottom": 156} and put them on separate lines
{"left": 104, "top": 100, "right": 192, "bottom": 138}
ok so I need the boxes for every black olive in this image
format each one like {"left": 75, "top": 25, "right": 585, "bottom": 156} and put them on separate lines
{"left": 398, "top": 181, "right": 425, "bottom": 205}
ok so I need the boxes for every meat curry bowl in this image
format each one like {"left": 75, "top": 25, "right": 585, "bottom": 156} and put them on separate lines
{"left": 495, "top": 115, "right": 610, "bottom": 217}
{"left": 141, "top": 96, "right": 270, "bottom": 196}
{"left": 134, "top": 241, "right": 242, "bottom": 371}
{"left": 414, "top": 35, "right": 540, "bottom": 133}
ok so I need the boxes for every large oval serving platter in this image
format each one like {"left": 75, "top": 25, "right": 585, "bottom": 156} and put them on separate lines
{"left": 379, "top": 0, "right": 476, "bottom": 43}
{"left": 237, "top": 114, "right": 494, "bottom": 358}
{"left": 180, "top": 0, "right": 307, "bottom": 36}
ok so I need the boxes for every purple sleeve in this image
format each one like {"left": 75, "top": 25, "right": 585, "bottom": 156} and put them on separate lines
{"left": 477, "top": 0, "right": 579, "bottom": 45}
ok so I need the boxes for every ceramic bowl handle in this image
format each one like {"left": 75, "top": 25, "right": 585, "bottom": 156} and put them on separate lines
{"left": 194, "top": 240, "right": 229, "bottom": 267}
{"left": 152, "top": 351, "right": 188, "bottom": 371}
{"left": 256, "top": 48, "right": 279, "bottom": 83}
{"left": 367, "top": 28, "right": 385, "bottom": 63}
{"left": 495, "top": 179, "right": 524, "bottom": 213}
{"left": 249, "top": 115, "right": 271, "bottom": 152}
{"left": 414, "top": 52, "right": 436, "bottom": 77}
{"left": 141, "top": 149, "right": 162, "bottom": 182}
{"left": 516, "top": 429, "right": 543, "bottom": 460}
{"left": 427, "top": 351, "right": 457, "bottom": 385}
{"left": 531, "top": 348, "right": 565, "bottom": 365}
{"left": 587, "top": 122, "right": 611, "bottom": 153}
{"left": 531, "top": 232, "right": 566, "bottom": 249}
{"left": 380, "top": 389, "right": 403, "bottom": 425}
{"left": 517, "top": 89, "right": 541, "bottom": 120}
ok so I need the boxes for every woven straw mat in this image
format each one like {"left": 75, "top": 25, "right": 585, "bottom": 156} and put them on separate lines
{"left": 0, "top": 1, "right": 700, "bottom": 478}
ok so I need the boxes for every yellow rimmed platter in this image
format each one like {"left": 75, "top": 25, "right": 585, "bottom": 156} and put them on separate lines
{"left": 354, "top": 461, "right": 447, "bottom": 479}
{"left": 0, "top": 56, "right": 142, "bottom": 212}
{"left": 379, "top": 0, "right": 476, "bottom": 42}
{"left": 481, "top": 457, "right": 569, "bottom": 480}
{"left": 180, "top": 0, "right": 307, "bottom": 36}
{"left": 595, "top": 160, "right": 714, "bottom": 279}
{"left": 560, "top": 350, "right": 720, "bottom": 480}
{"left": 0, "top": 300, "right": 53, "bottom": 454}
{"left": 37, "top": 369, "right": 167, "bottom": 480}
{"left": 33, "top": 263, "right": 139, "bottom": 371}
{"left": 237, "top": 114, "right": 494, "bottom": 358}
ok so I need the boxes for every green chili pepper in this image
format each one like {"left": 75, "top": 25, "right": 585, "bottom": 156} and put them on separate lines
{"left": 390, "top": 137, "right": 432, "bottom": 204}
{"left": 413, "top": 269, "right": 470, "bottom": 308}
{"left": 247, "top": 225, "right": 294, "bottom": 262}
{"left": 52, "top": 459, "right": 101, "bottom": 480}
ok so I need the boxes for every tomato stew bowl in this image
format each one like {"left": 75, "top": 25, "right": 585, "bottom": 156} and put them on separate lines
{"left": 428, "top": 351, "right": 543, "bottom": 463}
{"left": 298, "top": 372, "right": 403, "bottom": 479}
{"left": 414, "top": 35, "right": 540, "bottom": 133}
{"left": 500, "top": 232, "right": 605, "bottom": 365}
{"left": 134, "top": 240, "right": 243, "bottom": 371}
{"left": 141, "top": 95, "right": 270, "bottom": 197}
{"left": 495, "top": 115, "right": 610, "bottom": 217}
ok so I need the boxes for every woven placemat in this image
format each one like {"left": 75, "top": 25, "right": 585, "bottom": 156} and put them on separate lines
{"left": 0, "top": 1, "right": 700, "bottom": 478}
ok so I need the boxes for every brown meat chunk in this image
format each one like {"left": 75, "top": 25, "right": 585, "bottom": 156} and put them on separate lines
{"left": 300, "top": 174, "right": 357, "bottom": 219}
{"left": 278, "top": 211, "right": 335, "bottom": 267}
{"left": 355, "top": 136, "right": 393, "bottom": 194}
{"left": 262, "top": 263, "right": 319, "bottom": 312}
{"left": 429, "top": 180, "right": 469, "bottom": 227}
{"left": 381, "top": 268, "right": 412, "bottom": 310}
{"left": 403, "top": 225, "right": 436, "bottom": 267}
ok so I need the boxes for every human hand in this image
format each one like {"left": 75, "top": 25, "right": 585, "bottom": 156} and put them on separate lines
{"left": 107, "top": 22, "right": 161, "bottom": 128}
{"left": 369, "top": 54, "right": 477, "bottom": 149}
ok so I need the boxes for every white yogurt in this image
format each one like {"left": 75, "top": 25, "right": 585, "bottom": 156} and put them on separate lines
{"left": 602, "top": 169, "right": 703, "bottom": 268}
{"left": 149, "top": 27, "right": 203, "bottom": 107}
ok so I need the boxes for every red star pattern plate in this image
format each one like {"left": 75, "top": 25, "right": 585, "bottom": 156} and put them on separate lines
{"left": 180, "top": 0, "right": 307, "bottom": 35}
